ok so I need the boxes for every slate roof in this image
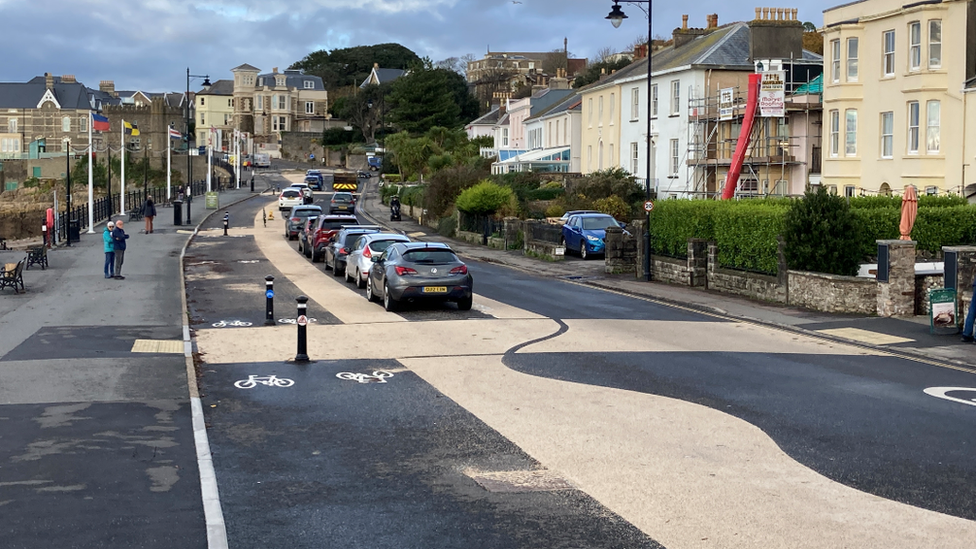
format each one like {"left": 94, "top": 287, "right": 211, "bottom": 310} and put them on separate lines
{"left": 256, "top": 71, "right": 325, "bottom": 91}
{"left": 527, "top": 89, "right": 575, "bottom": 116}
{"left": 197, "top": 79, "right": 234, "bottom": 96}
{"left": 232, "top": 63, "right": 261, "bottom": 72}
{"left": 360, "top": 68, "right": 405, "bottom": 88}
{"left": 527, "top": 90, "right": 582, "bottom": 121}
{"left": 0, "top": 80, "right": 95, "bottom": 109}
{"left": 466, "top": 106, "right": 503, "bottom": 127}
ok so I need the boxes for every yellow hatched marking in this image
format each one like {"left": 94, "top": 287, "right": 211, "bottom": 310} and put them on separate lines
{"left": 131, "top": 339, "right": 185, "bottom": 354}
{"left": 816, "top": 328, "right": 914, "bottom": 346}
{"left": 407, "top": 232, "right": 426, "bottom": 238}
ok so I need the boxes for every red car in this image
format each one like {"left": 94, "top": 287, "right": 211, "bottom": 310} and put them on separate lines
{"left": 310, "top": 215, "right": 358, "bottom": 262}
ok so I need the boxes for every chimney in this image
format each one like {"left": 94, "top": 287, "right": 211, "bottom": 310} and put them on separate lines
{"left": 708, "top": 14, "right": 718, "bottom": 29}
{"left": 674, "top": 13, "right": 707, "bottom": 49}
{"left": 45, "top": 72, "right": 54, "bottom": 90}
{"left": 374, "top": 62, "right": 379, "bottom": 69}
{"left": 599, "top": 67, "right": 608, "bottom": 81}
{"left": 749, "top": 6, "right": 804, "bottom": 61}
{"left": 273, "top": 67, "right": 278, "bottom": 73}
{"left": 62, "top": 75, "right": 76, "bottom": 84}
{"left": 682, "top": 15, "right": 688, "bottom": 30}
{"left": 100, "top": 80, "right": 116, "bottom": 97}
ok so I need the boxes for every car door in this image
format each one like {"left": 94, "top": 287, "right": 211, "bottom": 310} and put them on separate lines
{"left": 369, "top": 247, "right": 392, "bottom": 290}
{"left": 563, "top": 216, "right": 581, "bottom": 250}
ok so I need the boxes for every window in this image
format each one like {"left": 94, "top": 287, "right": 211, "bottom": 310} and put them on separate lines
{"left": 224, "top": 114, "right": 231, "bottom": 125}
{"left": 200, "top": 113, "right": 206, "bottom": 125}
{"left": 79, "top": 116, "right": 87, "bottom": 132}
{"left": 228, "top": 99, "right": 233, "bottom": 107}
{"left": 847, "top": 38, "right": 859, "bottom": 81}
{"left": 829, "top": 110, "right": 840, "bottom": 156}
{"left": 62, "top": 117, "right": 70, "bottom": 132}
{"left": 845, "top": 109, "right": 857, "bottom": 156}
{"left": 305, "top": 101, "right": 314, "bottom": 114}
{"left": 631, "top": 87, "right": 639, "bottom": 120}
{"left": 588, "top": 98, "right": 593, "bottom": 125}
{"left": 670, "top": 80, "right": 680, "bottom": 115}
{"left": 669, "top": 138, "right": 679, "bottom": 175}
{"left": 881, "top": 111, "right": 893, "bottom": 158}
{"left": 925, "top": 186, "right": 939, "bottom": 195}
{"left": 598, "top": 141, "right": 604, "bottom": 169}
{"left": 910, "top": 22, "right": 922, "bottom": 70}
{"left": 845, "top": 185, "right": 856, "bottom": 197}
{"left": 630, "top": 142, "right": 639, "bottom": 174}
{"left": 651, "top": 84, "right": 658, "bottom": 117}
{"left": 609, "top": 93, "right": 615, "bottom": 124}
{"left": 929, "top": 20, "right": 942, "bottom": 68}
{"left": 256, "top": 95, "right": 263, "bottom": 110}
{"left": 831, "top": 39, "right": 841, "bottom": 82}
{"left": 272, "top": 116, "right": 280, "bottom": 131}
{"left": 277, "top": 95, "right": 286, "bottom": 110}
{"left": 908, "top": 101, "right": 920, "bottom": 153}
{"left": 501, "top": 128, "right": 508, "bottom": 147}
{"left": 883, "top": 30, "right": 896, "bottom": 76}
{"left": 1, "top": 138, "right": 21, "bottom": 153}
{"left": 304, "top": 80, "right": 314, "bottom": 89}
{"left": 200, "top": 97, "right": 205, "bottom": 106}
{"left": 587, "top": 145, "right": 592, "bottom": 171}
{"left": 8, "top": 118, "right": 16, "bottom": 133}
{"left": 926, "top": 100, "right": 940, "bottom": 153}
{"left": 598, "top": 96, "right": 604, "bottom": 124}
{"left": 271, "top": 94, "right": 277, "bottom": 109}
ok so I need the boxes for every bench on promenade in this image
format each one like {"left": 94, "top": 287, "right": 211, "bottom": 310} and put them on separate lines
{"left": 25, "top": 245, "right": 48, "bottom": 270}
{"left": 128, "top": 207, "right": 144, "bottom": 222}
{"left": 1, "top": 259, "right": 25, "bottom": 294}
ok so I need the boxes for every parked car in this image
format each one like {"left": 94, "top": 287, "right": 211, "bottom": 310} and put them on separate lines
{"left": 285, "top": 205, "right": 323, "bottom": 240}
{"left": 329, "top": 192, "right": 356, "bottom": 214}
{"left": 366, "top": 242, "right": 473, "bottom": 312}
{"left": 357, "top": 170, "right": 371, "bottom": 181}
{"left": 310, "top": 215, "right": 359, "bottom": 262}
{"left": 278, "top": 188, "right": 303, "bottom": 211}
{"left": 556, "top": 210, "right": 601, "bottom": 225}
{"left": 325, "top": 226, "right": 381, "bottom": 276}
{"left": 346, "top": 232, "right": 411, "bottom": 288}
{"left": 304, "top": 175, "right": 324, "bottom": 191}
{"left": 560, "top": 213, "right": 624, "bottom": 259}
{"left": 297, "top": 215, "right": 320, "bottom": 257}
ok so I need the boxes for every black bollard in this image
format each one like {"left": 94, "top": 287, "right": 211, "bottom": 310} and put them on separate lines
{"left": 223, "top": 212, "right": 230, "bottom": 236}
{"left": 264, "top": 276, "right": 276, "bottom": 326}
{"left": 295, "top": 295, "right": 309, "bottom": 362}
{"left": 250, "top": 176, "right": 254, "bottom": 193}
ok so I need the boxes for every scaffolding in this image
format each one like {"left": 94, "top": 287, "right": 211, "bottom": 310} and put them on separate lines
{"left": 683, "top": 63, "right": 823, "bottom": 199}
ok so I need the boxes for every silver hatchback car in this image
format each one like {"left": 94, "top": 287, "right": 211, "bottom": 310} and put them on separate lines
{"left": 345, "top": 232, "right": 411, "bottom": 288}
{"left": 366, "top": 242, "right": 473, "bottom": 312}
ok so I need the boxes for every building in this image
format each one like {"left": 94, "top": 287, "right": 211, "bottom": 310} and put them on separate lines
{"left": 579, "top": 59, "right": 648, "bottom": 177}
{"left": 360, "top": 63, "right": 405, "bottom": 88}
{"left": 488, "top": 85, "right": 575, "bottom": 174}
{"left": 466, "top": 46, "right": 587, "bottom": 109}
{"left": 823, "top": 0, "right": 975, "bottom": 196}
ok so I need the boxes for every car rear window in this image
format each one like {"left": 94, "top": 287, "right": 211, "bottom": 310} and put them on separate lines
{"left": 368, "top": 239, "right": 405, "bottom": 253}
{"left": 402, "top": 250, "right": 458, "bottom": 264}
{"left": 293, "top": 209, "right": 320, "bottom": 218}
{"left": 323, "top": 219, "right": 357, "bottom": 230}
{"left": 333, "top": 195, "right": 353, "bottom": 203}
{"left": 282, "top": 190, "right": 300, "bottom": 197}
{"left": 581, "top": 216, "right": 618, "bottom": 230}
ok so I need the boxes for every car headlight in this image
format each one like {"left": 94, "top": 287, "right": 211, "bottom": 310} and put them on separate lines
{"left": 586, "top": 235, "right": 601, "bottom": 242}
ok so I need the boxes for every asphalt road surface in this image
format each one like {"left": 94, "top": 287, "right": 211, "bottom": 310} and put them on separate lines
{"left": 186, "top": 171, "right": 976, "bottom": 549}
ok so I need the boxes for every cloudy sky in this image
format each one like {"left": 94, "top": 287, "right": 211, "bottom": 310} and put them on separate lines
{"left": 1, "top": 1, "right": 824, "bottom": 92}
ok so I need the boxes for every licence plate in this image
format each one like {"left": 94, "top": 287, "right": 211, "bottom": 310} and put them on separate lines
{"left": 422, "top": 286, "right": 448, "bottom": 294}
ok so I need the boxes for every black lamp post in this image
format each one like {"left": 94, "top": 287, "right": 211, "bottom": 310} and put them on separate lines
{"left": 186, "top": 68, "right": 211, "bottom": 224}
{"left": 65, "top": 139, "right": 71, "bottom": 247}
{"left": 607, "top": 1, "right": 653, "bottom": 282}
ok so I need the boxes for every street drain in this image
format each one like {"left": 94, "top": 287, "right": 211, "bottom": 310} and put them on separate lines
{"left": 465, "top": 469, "right": 575, "bottom": 493}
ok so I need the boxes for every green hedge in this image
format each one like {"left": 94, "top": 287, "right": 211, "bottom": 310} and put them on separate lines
{"left": 913, "top": 206, "right": 976, "bottom": 253}
{"left": 649, "top": 200, "right": 722, "bottom": 257}
{"left": 850, "top": 208, "right": 900, "bottom": 258}
{"left": 714, "top": 205, "right": 786, "bottom": 274}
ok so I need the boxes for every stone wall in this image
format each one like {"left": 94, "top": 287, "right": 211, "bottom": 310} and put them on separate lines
{"left": 652, "top": 256, "right": 687, "bottom": 284}
{"left": 877, "top": 240, "right": 916, "bottom": 317}
{"left": 706, "top": 243, "right": 787, "bottom": 303}
{"left": 914, "top": 274, "right": 945, "bottom": 316}
{"left": 604, "top": 227, "right": 637, "bottom": 274}
{"left": 789, "top": 271, "right": 877, "bottom": 314}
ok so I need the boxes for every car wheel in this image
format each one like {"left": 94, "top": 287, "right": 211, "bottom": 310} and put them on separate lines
{"left": 312, "top": 250, "right": 321, "bottom": 263}
{"left": 366, "top": 277, "right": 378, "bottom": 302}
{"left": 332, "top": 261, "right": 343, "bottom": 277}
{"left": 580, "top": 241, "right": 588, "bottom": 260}
{"left": 356, "top": 269, "right": 366, "bottom": 289}
{"left": 383, "top": 282, "right": 398, "bottom": 312}
{"left": 345, "top": 266, "right": 354, "bottom": 283}
{"left": 456, "top": 296, "right": 473, "bottom": 311}
{"left": 324, "top": 255, "right": 332, "bottom": 270}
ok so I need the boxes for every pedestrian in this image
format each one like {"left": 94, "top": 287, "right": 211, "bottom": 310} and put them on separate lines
{"left": 144, "top": 196, "right": 156, "bottom": 234}
{"left": 112, "top": 219, "right": 130, "bottom": 280}
{"left": 962, "top": 277, "right": 976, "bottom": 343}
{"left": 103, "top": 221, "right": 116, "bottom": 279}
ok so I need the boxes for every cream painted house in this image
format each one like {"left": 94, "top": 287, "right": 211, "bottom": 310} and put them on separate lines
{"left": 579, "top": 65, "right": 633, "bottom": 174}
{"left": 823, "top": 0, "right": 975, "bottom": 196}
{"left": 195, "top": 80, "right": 235, "bottom": 151}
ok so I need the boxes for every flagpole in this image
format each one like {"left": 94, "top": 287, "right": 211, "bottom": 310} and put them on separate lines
{"left": 167, "top": 128, "right": 172, "bottom": 200}
{"left": 235, "top": 131, "right": 240, "bottom": 189}
{"left": 120, "top": 119, "right": 126, "bottom": 215}
{"left": 87, "top": 111, "right": 95, "bottom": 233}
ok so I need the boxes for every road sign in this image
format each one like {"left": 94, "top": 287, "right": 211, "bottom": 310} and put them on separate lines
{"left": 266, "top": 290, "right": 274, "bottom": 299}
{"left": 205, "top": 192, "right": 219, "bottom": 210}
{"left": 643, "top": 200, "right": 655, "bottom": 213}
{"left": 297, "top": 315, "right": 308, "bottom": 327}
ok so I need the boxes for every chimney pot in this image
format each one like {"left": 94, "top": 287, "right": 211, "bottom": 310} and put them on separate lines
{"left": 273, "top": 67, "right": 278, "bottom": 73}
{"left": 755, "top": 7, "right": 761, "bottom": 19}
{"left": 762, "top": 7, "right": 769, "bottom": 20}
{"left": 777, "top": 8, "right": 784, "bottom": 20}
{"left": 682, "top": 14, "right": 688, "bottom": 30}
{"left": 792, "top": 8, "right": 798, "bottom": 21}
{"left": 711, "top": 14, "right": 718, "bottom": 28}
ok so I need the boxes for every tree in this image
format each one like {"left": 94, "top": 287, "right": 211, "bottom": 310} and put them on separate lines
{"left": 573, "top": 57, "right": 635, "bottom": 88}
{"left": 783, "top": 187, "right": 862, "bottom": 276}
{"left": 802, "top": 21, "right": 817, "bottom": 32}
{"left": 542, "top": 48, "right": 570, "bottom": 75}
{"left": 385, "top": 131, "right": 437, "bottom": 181}
{"left": 455, "top": 180, "right": 514, "bottom": 216}
{"left": 340, "top": 83, "right": 392, "bottom": 142}
{"left": 291, "top": 43, "right": 420, "bottom": 90}
{"left": 803, "top": 32, "right": 824, "bottom": 55}
{"left": 471, "top": 66, "right": 517, "bottom": 114}
{"left": 435, "top": 57, "right": 466, "bottom": 76}
{"left": 387, "top": 60, "right": 466, "bottom": 133}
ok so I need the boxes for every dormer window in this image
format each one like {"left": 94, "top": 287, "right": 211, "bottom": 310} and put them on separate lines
{"left": 304, "top": 80, "right": 314, "bottom": 89}
{"left": 276, "top": 77, "right": 285, "bottom": 87}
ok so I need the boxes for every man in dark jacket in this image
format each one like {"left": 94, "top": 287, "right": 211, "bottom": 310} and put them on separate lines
{"left": 144, "top": 196, "right": 157, "bottom": 234}
{"left": 963, "top": 275, "right": 976, "bottom": 343}
{"left": 112, "top": 220, "right": 130, "bottom": 280}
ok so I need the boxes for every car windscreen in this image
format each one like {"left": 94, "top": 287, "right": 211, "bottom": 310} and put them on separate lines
{"left": 581, "top": 216, "right": 619, "bottom": 231}
{"left": 402, "top": 250, "right": 458, "bottom": 264}
{"left": 368, "top": 239, "right": 406, "bottom": 253}
{"left": 281, "top": 190, "right": 300, "bottom": 197}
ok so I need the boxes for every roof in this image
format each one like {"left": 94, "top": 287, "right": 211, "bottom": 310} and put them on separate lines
{"left": 0, "top": 79, "right": 95, "bottom": 109}
{"left": 466, "top": 106, "right": 503, "bottom": 127}
{"left": 232, "top": 63, "right": 261, "bottom": 72}
{"left": 256, "top": 71, "right": 325, "bottom": 91}
{"left": 197, "top": 79, "right": 234, "bottom": 96}
{"left": 793, "top": 73, "right": 823, "bottom": 95}
{"left": 360, "top": 67, "right": 405, "bottom": 88}
{"left": 527, "top": 90, "right": 582, "bottom": 121}
{"left": 527, "top": 89, "right": 575, "bottom": 117}
{"left": 496, "top": 146, "right": 571, "bottom": 164}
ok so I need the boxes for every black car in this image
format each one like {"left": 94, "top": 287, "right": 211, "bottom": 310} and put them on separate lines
{"left": 285, "top": 205, "right": 322, "bottom": 240}
{"left": 324, "top": 226, "right": 381, "bottom": 276}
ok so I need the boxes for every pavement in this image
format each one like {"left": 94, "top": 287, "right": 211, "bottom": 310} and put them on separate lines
{"left": 0, "top": 178, "right": 269, "bottom": 549}
{"left": 355, "top": 176, "right": 976, "bottom": 372}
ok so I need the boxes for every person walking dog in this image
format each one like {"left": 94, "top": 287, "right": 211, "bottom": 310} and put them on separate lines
{"left": 112, "top": 220, "right": 130, "bottom": 280}
{"left": 103, "top": 221, "right": 116, "bottom": 279}
{"left": 144, "top": 196, "right": 157, "bottom": 233}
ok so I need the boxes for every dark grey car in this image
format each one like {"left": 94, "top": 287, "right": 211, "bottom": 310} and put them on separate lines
{"left": 366, "top": 242, "right": 473, "bottom": 312}
{"left": 285, "top": 205, "right": 322, "bottom": 240}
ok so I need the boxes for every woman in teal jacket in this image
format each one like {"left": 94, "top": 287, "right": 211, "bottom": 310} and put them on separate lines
{"left": 103, "top": 221, "right": 115, "bottom": 279}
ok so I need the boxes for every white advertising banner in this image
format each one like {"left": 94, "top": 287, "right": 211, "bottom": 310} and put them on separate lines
{"left": 719, "top": 88, "right": 735, "bottom": 121}
{"left": 759, "top": 71, "right": 786, "bottom": 118}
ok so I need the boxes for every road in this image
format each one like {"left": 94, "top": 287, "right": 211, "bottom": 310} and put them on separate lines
{"left": 186, "top": 170, "right": 976, "bottom": 549}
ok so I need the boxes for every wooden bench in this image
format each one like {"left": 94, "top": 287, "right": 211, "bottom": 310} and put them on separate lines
{"left": 25, "top": 245, "right": 48, "bottom": 270}
{"left": 0, "top": 259, "right": 25, "bottom": 294}
{"left": 128, "top": 207, "right": 144, "bottom": 222}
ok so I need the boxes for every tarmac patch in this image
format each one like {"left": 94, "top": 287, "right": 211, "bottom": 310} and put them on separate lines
{"left": 466, "top": 468, "right": 575, "bottom": 493}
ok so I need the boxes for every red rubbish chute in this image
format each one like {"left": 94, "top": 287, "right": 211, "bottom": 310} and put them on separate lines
{"left": 721, "top": 73, "right": 762, "bottom": 200}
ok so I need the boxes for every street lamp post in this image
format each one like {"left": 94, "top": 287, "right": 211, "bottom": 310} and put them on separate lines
{"left": 186, "top": 69, "right": 211, "bottom": 224}
{"left": 607, "top": 1, "right": 653, "bottom": 282}
{"left": 65, "top": 140, "right": 72, "bottom": 247}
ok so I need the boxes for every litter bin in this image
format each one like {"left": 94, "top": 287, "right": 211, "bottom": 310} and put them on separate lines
{"left": 68, "top": 219, "right": 81, "bottom": 243}
{"left": 172, "top": 199, "right": 183, "bottom": 226}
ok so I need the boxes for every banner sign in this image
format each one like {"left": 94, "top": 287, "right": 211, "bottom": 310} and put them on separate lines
{"left": 759, "top": 71, "right": 786, "bottom": 118}
{"left": 719, "top": 88, "right": 734, "bottom": 121}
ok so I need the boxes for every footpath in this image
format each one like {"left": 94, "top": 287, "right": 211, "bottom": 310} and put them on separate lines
{"left": 0, "top": 181, "right": 265, "bottom": 549}
{"left": 356, "top": 177, "right": 975, "bottom": 372}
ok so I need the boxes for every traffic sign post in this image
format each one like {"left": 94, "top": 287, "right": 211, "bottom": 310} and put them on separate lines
{"left": 295, "top": 296, "right": 309, "bottom": 362}
{"left": 264, "top": 276, "right": 276, "bottom": 326}
{"left": 643, "top": 200, "right": 654, "bottom": 213}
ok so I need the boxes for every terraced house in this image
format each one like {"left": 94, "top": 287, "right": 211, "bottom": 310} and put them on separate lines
{"left": 822, "top": 0, "right": 976, "bottom": 197}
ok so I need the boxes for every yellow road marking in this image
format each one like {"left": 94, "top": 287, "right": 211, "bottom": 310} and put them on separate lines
{"left": 408, "top": 232, "right": 426, "bottom": 237}
{"left": 816, "top": 328, "right": 913, "bottom": 346}
{"left": 131, "top": 339, "right": 185, "bottom": 354}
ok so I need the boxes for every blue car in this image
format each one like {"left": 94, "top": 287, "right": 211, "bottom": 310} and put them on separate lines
{"left": 561, "top": 213, "right": 624, "bottom": 260}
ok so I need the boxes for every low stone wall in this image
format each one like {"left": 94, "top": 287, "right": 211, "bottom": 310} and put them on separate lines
{"left": 709, "top": 266, "right": 787, "bottom": 303}
{"left": 914, "top": 274, "right": 945, "bottom": 316}
{"left": 652, "top": 256, "right": 688, "bottom": 284}
{"left": 788, "top": 271, "right": 876, "bottom": 314}
{"left": 456, "top": 230, "right": 482, "bottom": 246}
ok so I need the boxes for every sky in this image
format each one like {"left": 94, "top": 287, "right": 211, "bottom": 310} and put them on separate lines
{"left": 0, "top": 1, "right": 825, "bottom": 93}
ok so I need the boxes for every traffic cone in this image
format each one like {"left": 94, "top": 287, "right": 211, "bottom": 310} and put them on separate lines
{"left": 267, "top": 209, "right": 274, "bottom": 221}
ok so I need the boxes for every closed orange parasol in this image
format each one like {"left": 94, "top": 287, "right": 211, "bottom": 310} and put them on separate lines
{"left": 899, "top": 185, "right": 918, "bottom": 240}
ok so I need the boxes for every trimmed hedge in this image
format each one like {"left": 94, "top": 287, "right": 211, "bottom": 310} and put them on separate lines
{"left": 714, "top": 205, "right": 786, "bottom": 274}
{"left": 850, "top": 207, "right": 899, "bottom": 258}
{"left": 913, "top": 206, "right": 976, "bottom": 254}
{"left": 649, "top": 200, "right": 722, "bottom": 257}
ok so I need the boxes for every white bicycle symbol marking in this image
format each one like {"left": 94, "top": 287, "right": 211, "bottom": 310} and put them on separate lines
{"left": 336, "top": 370, "right": 394, "bottom": 384}
{"left": 212, "top": 320, "right": 253, "bottom": 328}
{"left": 278, "top": 318, "right": 318, "bottom": 324}
{"left": 234, "top": 375, "right": 295, "bottom": 389}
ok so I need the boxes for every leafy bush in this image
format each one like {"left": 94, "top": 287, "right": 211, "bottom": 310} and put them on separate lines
{"left": 649, "top": 199, "right": 722, "bottom": 257}
{"left": 400, "top": 185, "right": 424, "bottom": 208}
{"left": 545, "top": 203, "right": 566, "bottom": 218}
{"left": 382, "top": 173, "right": 402, "bottom": 183}
{"left": 594, "top": 196, "right": 632, "bottom": 222}
{"left": 455, "top": 180, "right": 515, "bottom": 215}
{"left": 379, "top": 183, "right": 402, "bottom": 204}
{"left": 437, "top": 213, "right": 457, "bottom": 238}
{"left": 424, "top": 164, "right": 487, "bottom": 218}
{"left": 783, "top": 187, "right": 861, "bottom": 276}
{"left": 523, "top": 187, "right": 564, "bottom": 201}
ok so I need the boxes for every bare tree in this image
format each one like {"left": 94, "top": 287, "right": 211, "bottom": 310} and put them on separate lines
{"left": 596, "top": 46, "right": 617, "bottom": 64}
{"left": 542, "top": 48, "right": 571, "bottom": 75}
